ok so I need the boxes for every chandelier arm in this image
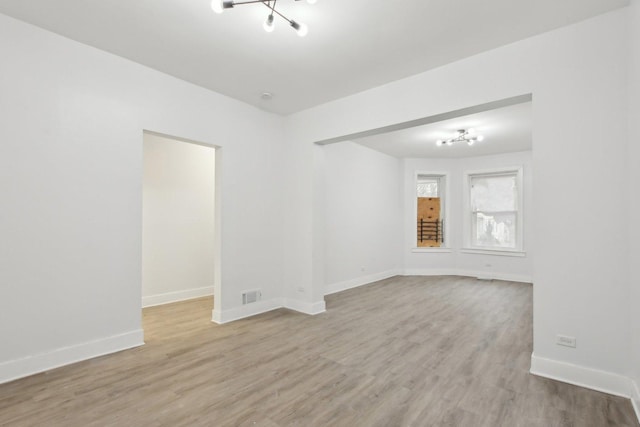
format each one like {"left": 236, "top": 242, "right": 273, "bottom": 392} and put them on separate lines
{"left": 223, "top": 0, "right": 292, "bottom": 22}
{"left": 229, "top": 0, "right": 267, "bottom": 6}
{"left": 259, "top": 1, "right": 293, "bottom": 23}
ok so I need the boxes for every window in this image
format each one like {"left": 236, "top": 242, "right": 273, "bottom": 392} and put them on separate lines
{"left": 416, "top": 174, "right": 446, "bottom": 247}
{"left": 464, "top": 168, "right": 523, "bottom": 251}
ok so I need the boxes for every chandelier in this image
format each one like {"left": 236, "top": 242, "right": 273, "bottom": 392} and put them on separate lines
{"left": 436, "top": 129, "right": 485, "bottom": 147}
{"left": 211, "top": 0, "right": 317, "bottom": 37}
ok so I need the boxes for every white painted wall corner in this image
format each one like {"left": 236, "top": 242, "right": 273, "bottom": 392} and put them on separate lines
{"left": 0, "top": 330, "right": 144, "bottom": 386}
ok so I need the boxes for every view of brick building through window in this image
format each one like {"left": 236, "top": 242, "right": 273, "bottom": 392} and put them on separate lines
{"left": 416, "top": 175, "right": 444, "bottom": 247}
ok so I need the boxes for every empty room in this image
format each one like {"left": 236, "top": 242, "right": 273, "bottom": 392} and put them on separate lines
{"left": 0, "top": 0, "right": 639, "bottom": 426}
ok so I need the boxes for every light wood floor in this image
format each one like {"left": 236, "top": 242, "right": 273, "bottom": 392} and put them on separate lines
{"left": 1, "top": 276, "right": 638, "bottom": 426}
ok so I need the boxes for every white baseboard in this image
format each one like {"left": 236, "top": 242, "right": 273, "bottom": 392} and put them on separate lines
{"left": 402, "top": 269, "right": 532, "bottom": 283}
{"left": 142, "top": 286, "right": 214, "bottom": 308}
{"left": 284, "top": 298, "right": 326, "bottom": 315}
{"left": 325, "top": 269, "right": 400, "bottom": 295}
{"left": 211, "top": 298, "right": 284, "bottom": 324}
{"left": 462, "top": 270, "right": 533, "bottom": 283}
{"left": 0, "top": 329, "right": 144, "bottom": 385}
{"left": 530, "top": 353, "right": 634, "bottom": 399}
{"left": 632, "top": 379, "right": 640, "bottom": 423}
{"left": 211, "top": 297, "right": 327, "bottom": 324}
{"left": 402, "top": 269, "right": 458, "bottom": 276}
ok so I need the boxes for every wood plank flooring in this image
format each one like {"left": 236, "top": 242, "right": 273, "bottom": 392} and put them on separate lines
{"left": 1, "top": 276, "right": 638, "bottom": 426}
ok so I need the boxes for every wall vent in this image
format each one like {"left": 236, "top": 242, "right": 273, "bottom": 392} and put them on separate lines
{"left": 242, "top": 289, "right": 262, "bottom": 305}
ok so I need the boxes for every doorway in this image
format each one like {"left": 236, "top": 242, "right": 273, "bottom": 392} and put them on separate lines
{"left": 141, "top": 131, "right": 218, "bottom": 323}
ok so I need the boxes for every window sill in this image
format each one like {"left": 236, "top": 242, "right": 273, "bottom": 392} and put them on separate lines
{"left": 411, "top": 247, "right": 453, "bottom": 253}
{"left": 460, "top": 248, "right": 526, "bottom": 257}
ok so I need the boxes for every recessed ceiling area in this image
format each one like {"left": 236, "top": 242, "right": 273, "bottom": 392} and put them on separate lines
{"left": 0, "top": 0, "right": 627, "bottom": 115}
{"left": 351, "top": 101, "right": 532, "bottom": 159}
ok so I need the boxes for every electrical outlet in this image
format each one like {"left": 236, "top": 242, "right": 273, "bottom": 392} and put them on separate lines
{"left": 556, "top": 335, "right": 577, "bottom": 348}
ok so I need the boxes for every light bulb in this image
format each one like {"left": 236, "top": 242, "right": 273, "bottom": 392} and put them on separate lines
{"left": 296, "top": 22, "right": 308, "bottom": 37}
{"left": 290, "top": 20, "right": 308, "bottom": 37}
{"left": 477, "top": 135, "right": 485, "bottom": 141}
{"left": 264, "top": 14, "right": 275, "bottom": 32}
{"left": 436, "top": 140, "right": 443, "bottom": 146}
{"left": 211, "top": 0, "right": 224, "bottom": 14}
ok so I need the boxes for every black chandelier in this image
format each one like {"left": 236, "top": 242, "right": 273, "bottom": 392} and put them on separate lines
{"left": 211, "top": 0, "right": 317, "bottom": 37}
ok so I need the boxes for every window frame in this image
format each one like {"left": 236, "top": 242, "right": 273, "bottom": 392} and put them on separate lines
{"left": 462, "top": 166, "right": 524, "bottom": 255}
{"left": 413, "top": 171, "right": 450, "bottom": 252}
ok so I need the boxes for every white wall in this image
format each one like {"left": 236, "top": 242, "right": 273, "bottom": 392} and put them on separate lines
{"left": 323, "top": 141, "right": 402, "bottom": 294}
{"left": 142, "top": 134, "right": 215, "bottom": 307}
{"left": 404, "top": 151, "right": 533, "bottom": 283}
{"left": 0, "top": 13, "right": 285, "bottom": 383}
{"left": 628, "top": 0, "right": 640, "bottom": 409}
{"left": 284, "top": 8, "right": 632, "bottom": 396}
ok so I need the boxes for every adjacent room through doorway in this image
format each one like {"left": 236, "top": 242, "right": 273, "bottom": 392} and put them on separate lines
{"left": 142, "top": 132, "right": 217, "bottom": 321}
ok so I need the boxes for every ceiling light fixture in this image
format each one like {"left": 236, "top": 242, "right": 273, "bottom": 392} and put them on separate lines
{"left": 211, "top": 0, "right": 315, "bottom": 37}
{"left": 436, "top": 129, "right": 485, "bottom": 147}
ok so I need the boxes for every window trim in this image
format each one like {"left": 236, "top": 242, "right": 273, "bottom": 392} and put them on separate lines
{"left": 414, "top": 171, "right": 450, "bottom": 249}
{"left": 462, "top": 166, "right": 524, "bottom": 253}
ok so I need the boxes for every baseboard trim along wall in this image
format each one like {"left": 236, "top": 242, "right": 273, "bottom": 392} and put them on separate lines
{"left": 283, "top": 299, "right": 326, "bottom": 315}
{"left": 211, "top": 298, "right": 326, "bottom": 324}
{"left": 402, "top": 269, "right": 458, "bottom": 277}
{"left": 142, "top": 286, "right": 214, "bottom": 308}
{"left": 0, "top": 329, "right": 144, "bottom": 385}
{"left": 530, "top": 353, "right": 635, "bottom": 399}
{"left": 462, "top": 270, "right": 533, "bottom": 283}
{"left": 632, "top": 379, "right": 640, "bottom": 423}
{"left": 323, "top": 269, "right": 532, "bottom": 297}
{"left": 402, "top": 269, "right": 533, "bottom": 283}
{"left": 212, "top": 298, "right": 283, "bottom": 324}
{"left": 325, "top": 270, "right": 400, "bottom": 295}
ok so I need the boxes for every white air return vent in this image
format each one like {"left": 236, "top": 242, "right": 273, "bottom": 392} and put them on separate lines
{"left": 242, "top": 290, "right": 262, "bottom": 305}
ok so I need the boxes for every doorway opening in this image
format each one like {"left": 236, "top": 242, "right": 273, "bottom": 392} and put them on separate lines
{"left": 141, "top": 131, "right": 220, "bottom": 340}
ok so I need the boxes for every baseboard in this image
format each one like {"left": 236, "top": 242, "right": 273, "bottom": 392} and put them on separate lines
{"left": 632, "top": 379, "right": 640, "bottom": 423}
{"left": 283, "top": 298, "right": 326, "bottom": 315}
{"left": 402, "top": 269, "right": 458, "bottom": 276}
{"left": 142, "top": 286, "right": 214, "bottom": 308}
{"left": 0, "top": 329, "right": 144, "bottom": 385}
{"left": 530, "top": 353, "right": 634, "bottom": 399}
{"left": 402, "top": 269, "right": 532, "bottom": 283}
{"left": 211, "top": 298, "right": 284, "bottom": 324}
{"left": 211, "top": 295, "right": 328, "bottom": 324}
{"left": 325, "top": 269, "right": 400, "bottom": 295}
{"left": 461, "top": 270, "right": 533, "bottom": 283}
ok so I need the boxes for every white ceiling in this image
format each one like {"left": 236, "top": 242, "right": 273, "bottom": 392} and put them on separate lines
{"left": 0, "top": 0, "right": 628, "bottom": 115}
{"left": 352, "top": 102, "right": 532, "bottom": 159}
